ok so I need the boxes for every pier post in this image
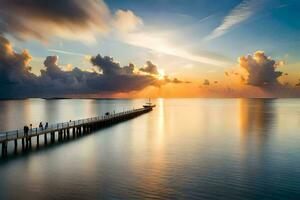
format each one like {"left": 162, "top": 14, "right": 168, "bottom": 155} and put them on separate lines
{"left": 25, "top": 137, "right": 29, "bottom": 149}
{"left": 58, "top": 130, "right": 62, "bottom": 141}
{"left": 73, "top": 127, "right": 76, "bottom": 138}
{"left": 22, "top": 138, "right": 25, "bottom": 150}
{"left": 14, "top": 139, "right": 18, "bottom": 154}
{"left": 1, "top": 142, "right": 4, "bottom": 157}
{"left": 37, "top": 135, "right": 40, "bottom": 148}
{"left": 51, "top": 132, "right": 55, "bottom": 143}
{"left": 44, "top": 133, "right": 48, "bottom": 145}
{"left": 83, "top": 125, "right": 86, "bottom": 134}
{"left": 76, "top": 127, "right": 79, "bottom": 136}
{"left": 29, "top": 137, "right": 32, "bottom": 148}
{"left": 63, "top": 129, "right": 66, "bottom": 139}
{"left": 1, "top": 142, "right": 7, "bottom": 157}
{"left": 78, "top": 126, "right": 81, "bottom": 136}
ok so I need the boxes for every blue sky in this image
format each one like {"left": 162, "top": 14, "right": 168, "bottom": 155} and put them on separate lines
{"left": 7, "top": 0, "right": 300, "bottom": 82}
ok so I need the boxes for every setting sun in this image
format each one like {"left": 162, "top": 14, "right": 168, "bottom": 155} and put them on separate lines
{"left": 157, "top": 69, "right": 165, "bottom": 80}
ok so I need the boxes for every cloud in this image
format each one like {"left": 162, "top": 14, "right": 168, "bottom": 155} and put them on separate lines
{"left": 113, "top": 9, "right": 143, "bottom": 33}
{"left": 164, "top": 76, "right": 186, "bottom": 84}
{"left": 123, "top": 31, "right": 231, "bottom": 67}
{"left": 0, "top": 35, "right": 37, "bottom": 85}
{"left": 0, "top": 0, "right": 142, "bottom": 43}
{"left": 206, "top": 0, "right": 264, "bottom": 40}
{"left": 0, "top": 35, "right": 185, "bottom": 98}
{"left": 238, "top": 51, "right": 283, "bottom": 86}
{"left": 139, "top": 61, "right": 159, "bottom": 75}
{"left": 48, "top": 49, "right": 87, "bottom": 57}
{"left": 203, "top": 79, "right": 210, "bottom": 86}
{"left": 172, "top": 78, "right": 183, "bottom": 84}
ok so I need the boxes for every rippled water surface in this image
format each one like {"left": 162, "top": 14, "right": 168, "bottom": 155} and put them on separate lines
{"left": 0, "top": 98, "right": 300, "bottom": 199}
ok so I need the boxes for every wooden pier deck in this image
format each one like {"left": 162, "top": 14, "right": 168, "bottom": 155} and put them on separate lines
{"left": 0, "top": 107, "right": 152, "bottom": 157}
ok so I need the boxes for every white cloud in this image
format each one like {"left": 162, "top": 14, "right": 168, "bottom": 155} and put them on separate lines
{"left": 113, "top": 10, "right": 143, "bottom": 33}
{"left": 48, "top": 49, "right": 87, "bottom": 57}
{"left": 206, "top": 0, "right": 263, "bottom": 40}
{"left": 121, "top": 31, "right": 231, "bottom": 67}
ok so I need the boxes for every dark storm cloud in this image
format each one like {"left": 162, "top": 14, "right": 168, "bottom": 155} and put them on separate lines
{"left": 0, "top": 35, "right": 187, "bottom": 98}
{"left": 0, "top": 0, "right": 110, "bottom": 41}
{"left": 90, "top": 54, "right": 135, "bottom": 75}
{"left": 0, "top": 35, "right": 40, "bottom": 97}
{"left": 238, "top": 51, "right": 283, "bottom": 86}
{"left": 89, "top": 54, "right": 162, "bottom": 91}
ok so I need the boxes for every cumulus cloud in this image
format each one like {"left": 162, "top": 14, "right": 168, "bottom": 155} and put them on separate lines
{"left": 0, "top": 35, "right": 185, "bottom": 98}
{"left": 238, "top": 51, "right": 283, "bottom": 86}
{"left": 113, "top": 10, "right": 143, "bottom": 33}
{"left": 0, "top": 0, "right": 142, "bottom": 43}
{"left": 139, "top": 61, "right": 159, "bottom": 75}
{"left": 91, "top": 54, "right": 131, "bottom": 75}
{"left": 0, "top": 35, "right": 38, "bottom": 88}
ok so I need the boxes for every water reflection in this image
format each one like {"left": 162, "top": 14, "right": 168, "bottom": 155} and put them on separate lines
{"left": 239, "top": 98, "right": 275, "bottom": 141}
{"left": 0, "top": 99, "right": 300, "bottom": 200}
{"left": 238, "top": 98, "right": 277, "bottom": 169}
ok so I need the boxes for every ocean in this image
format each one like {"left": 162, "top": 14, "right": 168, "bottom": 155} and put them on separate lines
{"left": 0, "top": 98, "right": 299, "bottom": 199}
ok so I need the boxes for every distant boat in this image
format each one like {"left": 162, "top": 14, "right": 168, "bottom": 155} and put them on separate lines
{"left": 143, "top": 99, "right": 156, "bottom": 108}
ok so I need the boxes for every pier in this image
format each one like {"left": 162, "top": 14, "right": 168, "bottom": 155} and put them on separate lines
{"left": 0, "top": 107, "right": 153, "bottom": 157}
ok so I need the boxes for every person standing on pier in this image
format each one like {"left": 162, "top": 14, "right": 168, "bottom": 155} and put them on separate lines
{"left": 45, "top": 122, "right": 48, "bottom": 130}
{"left": 23, "top": 125, "right": 29, "bottom": 136}
{"left": 39, "top": 122, "right": 43, "bottom": 130}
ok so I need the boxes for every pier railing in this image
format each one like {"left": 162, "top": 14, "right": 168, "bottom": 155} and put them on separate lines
{"left": 0, "top": 108, "right": 148, "bottom": 142}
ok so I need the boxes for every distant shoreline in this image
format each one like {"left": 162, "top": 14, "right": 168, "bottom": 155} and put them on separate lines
{"left": 1, "top": 97, "right": 300, "bottom": 101}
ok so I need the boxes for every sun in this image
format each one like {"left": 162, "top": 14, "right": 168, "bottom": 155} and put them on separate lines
{"left": 157, "top": 69, "right": 165, "bottom": 80}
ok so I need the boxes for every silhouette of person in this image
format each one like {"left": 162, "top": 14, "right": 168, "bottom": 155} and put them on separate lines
{"left": 24, "top": 125, "right": 29, "bottom": 136}
{"left": 45, "top": 122, "right": 48, "bottom": 129}
{"left": 39, "top": 122, "right": 43, "bottom": 130}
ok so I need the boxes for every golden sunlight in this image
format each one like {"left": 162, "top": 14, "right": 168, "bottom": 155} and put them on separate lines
{"left": 157, "top": 69, "right": 165, "bottom": 80}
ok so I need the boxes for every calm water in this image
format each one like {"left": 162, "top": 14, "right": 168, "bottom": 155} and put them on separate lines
{"left": 0, "top": 98, "right": 300, "bottom": 199}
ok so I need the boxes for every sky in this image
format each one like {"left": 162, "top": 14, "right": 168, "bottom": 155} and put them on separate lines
{"left": 0, "top": 0, "right": 300, "bottom": 98}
